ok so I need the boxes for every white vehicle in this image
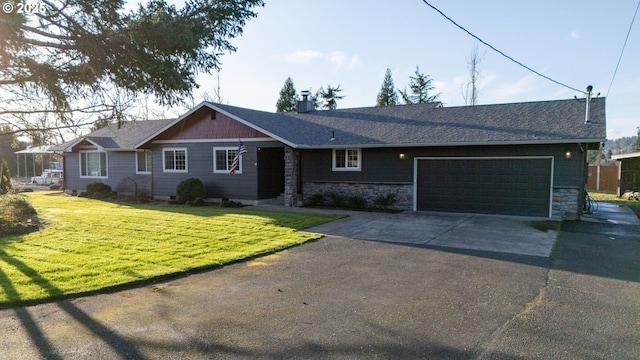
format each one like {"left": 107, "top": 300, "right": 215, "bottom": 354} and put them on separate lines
{"left": 31, "top": 162, "right": 64, "bottom": 185}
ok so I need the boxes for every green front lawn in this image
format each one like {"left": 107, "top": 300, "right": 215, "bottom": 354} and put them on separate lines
{"left": 0, "top": 192, "right": 341, "bottom": 307}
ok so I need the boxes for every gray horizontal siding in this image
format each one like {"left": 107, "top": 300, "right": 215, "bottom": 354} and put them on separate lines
{"left": 301, "top": 144, "right": 586, "bottom": 188}
{"left": 151, "top": 141, "right": 282, "bottom": 200}
{"left": 64, "top": 151, "right": 152, "bottom": 195}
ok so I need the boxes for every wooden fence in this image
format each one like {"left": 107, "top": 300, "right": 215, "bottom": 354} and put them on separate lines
{"left": 586, "top": 165, "right": 618, "bottom": 192}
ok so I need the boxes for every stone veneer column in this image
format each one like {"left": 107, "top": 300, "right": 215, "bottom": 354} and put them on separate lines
{"left": 284, "top": 146, "right": 299, "bottom": 206}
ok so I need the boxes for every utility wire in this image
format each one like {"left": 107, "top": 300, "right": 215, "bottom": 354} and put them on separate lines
{"left": 420, "top": 0, "right": 585, "bottom": 94}
{"left": 606, "top": 0, "right": 640, "bottom": 98}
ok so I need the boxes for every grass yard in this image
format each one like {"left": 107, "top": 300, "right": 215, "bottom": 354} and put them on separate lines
{"left": 588, "top": 191, "right": 640, "bottom": 218}
{"left": 0, "top": 192, "right": 341, "bottom": 307}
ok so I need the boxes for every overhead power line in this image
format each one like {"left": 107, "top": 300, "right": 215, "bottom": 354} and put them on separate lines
{"left": 420, "top": 0, "right": 585, "bottom": 94}
{"left": 606, "top": 0, "right": 640, "bottom": 97}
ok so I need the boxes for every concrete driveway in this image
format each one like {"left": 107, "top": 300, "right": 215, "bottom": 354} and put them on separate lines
{"left": 305, "top": 210, "right": 558, "bottom": 258}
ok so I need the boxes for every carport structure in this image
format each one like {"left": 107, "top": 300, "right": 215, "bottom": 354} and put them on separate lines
{"left": 14, "top": 145, "right": 62, "bottom": 182}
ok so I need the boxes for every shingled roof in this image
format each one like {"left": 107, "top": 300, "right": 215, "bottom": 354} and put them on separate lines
{"left": 208, "top": 98, "right": 606, "bottom": 148}
{"left": 61, "top": 98, "right": 606, "bottom": 152}
{"left": 58, "top": 119, "right": 174, "bottom": 151}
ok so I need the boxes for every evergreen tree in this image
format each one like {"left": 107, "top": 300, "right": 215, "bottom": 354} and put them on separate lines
{"left": 275, "top": 77, "right": 299, "bottom": 112}
{"left": 399, "top": 66, "right": 441, "bottom": 104}
{"left": 0, "top": 159, "right": 11, "bottom": 194}
{"left": 0, "top": 125, "right": 19, "bottom": 178}
{"left": 0, "top": 0, "right": 264, "bottom": 134}
{"left": 633, "top": 128, "right": 640, "bottom": 152}
{"left": 317, "top": 85, "right": 344, "bottom": 110}
{"left": 376, "top": 68, "right": 398, "bottom": 106}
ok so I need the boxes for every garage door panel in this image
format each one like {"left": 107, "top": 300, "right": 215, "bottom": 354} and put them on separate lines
{"left": 416, "top": 158, "right": 552, "bottom": 217}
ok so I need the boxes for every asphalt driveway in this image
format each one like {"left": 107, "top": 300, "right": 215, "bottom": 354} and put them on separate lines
{"left": 0, "top": 207, "right": 638, "bottom": 359}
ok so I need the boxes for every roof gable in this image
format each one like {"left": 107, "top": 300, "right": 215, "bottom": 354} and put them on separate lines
{"left": 152, "top": 106, "right": 268, "bottom": 142}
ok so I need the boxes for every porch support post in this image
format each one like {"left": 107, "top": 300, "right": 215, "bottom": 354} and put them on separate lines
{"left": 284, "top": 146, "right": 299, "bottom": 206}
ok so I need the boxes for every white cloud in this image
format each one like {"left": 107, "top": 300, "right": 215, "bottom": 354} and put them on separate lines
{"left": 280, "top": 50, "right": 324, "bottom": 64}
{"left": 328, "top": 51, "right": 363, "bottom": 71}
{"left": 279, "top": 50, "right": 362, "bottom": 71}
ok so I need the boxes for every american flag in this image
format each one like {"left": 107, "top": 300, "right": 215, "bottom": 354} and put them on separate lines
{"left": 229, "top": 142, "right": 247, "bottom": 175}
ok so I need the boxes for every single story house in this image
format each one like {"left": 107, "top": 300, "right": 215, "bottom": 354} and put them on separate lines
{"left": 56, "top": 96, "right": 606, "bottom": 219}
{"left": 611, "top": 152, "right": 640, "bottom": 196}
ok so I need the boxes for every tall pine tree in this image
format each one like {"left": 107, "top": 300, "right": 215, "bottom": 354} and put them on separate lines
{"left": 317, "top": 85, "right": 344, "bottom": 110}
{"left": 399, "top": 66, "right": 441, "bottom": 104}
{"left": 275, "top": 77, "right": 299, "bottom": 112}
{"left": 376, "top": 68, "right": 398, "bottom": 106}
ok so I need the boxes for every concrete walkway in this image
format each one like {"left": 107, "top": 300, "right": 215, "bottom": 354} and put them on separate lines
{"left": 582, "top": 201, "right": 640, "bottom": 225}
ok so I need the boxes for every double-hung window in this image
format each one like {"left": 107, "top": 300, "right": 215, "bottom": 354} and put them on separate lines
{"left": 332, "top": 148, "right": 361, "bottom": 171}
{"left": 163, "top": 148, "right": 187, "bottom": 172}
{"left": 136, "top": 150, "right": 152, "bottom": 174}
{"left": 80, "top": 151, "right": 108, "bottom": 178}
{"left": 213, "top": 147, "right": 242, "bottom": 174}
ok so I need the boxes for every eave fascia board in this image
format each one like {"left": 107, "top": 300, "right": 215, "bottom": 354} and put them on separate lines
{"left": 612, "top": 151, "right": 640, "bottom": 160}
{"left": 290, "top": 138, "right": 606, "bottom": 149}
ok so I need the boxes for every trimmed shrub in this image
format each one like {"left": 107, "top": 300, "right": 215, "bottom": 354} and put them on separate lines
{"left": 373, "top": 191, "right": 399, "bottom": 210}
{"left": 176, "top": 178, "right": 204, "bottom": 204}
{"left": 186, "top": 197, "right": 206, "bottom": 207}
{"left": 0, "top": 194, "right": 38, "bottom": 236}
{"left": 220, "top": 200, "right": 243, "bottom": 208}
{"left": 86, "top": 182, "right": 112, "bottom": 196}
{"left": 326, "top": 192, "right": 346, "bottom": 207}
{"left": 306, "top": 193, "right": 326, "bottom": 206}
{"left": 346, "top": 195, "right": 367, "bottom": 209}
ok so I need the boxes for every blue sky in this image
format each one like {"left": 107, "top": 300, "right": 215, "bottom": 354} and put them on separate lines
{"left": 182, "top": 0, "right": 639, "bottom": 140}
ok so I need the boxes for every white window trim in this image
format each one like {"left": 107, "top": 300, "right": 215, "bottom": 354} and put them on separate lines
{"left": 332, "top": 148, "right": 361, "bottom": 171}
{"left": 136, "top": 149, "right": 152, "bottom": 174}
{"left": 213, "top": 147, "right": 243, "bottom": 174}
{"left": 79, "top": 150, "right": 108, "bottom": 178}
{"left": 162, "top": 147, "right": 188, "bottom": 173}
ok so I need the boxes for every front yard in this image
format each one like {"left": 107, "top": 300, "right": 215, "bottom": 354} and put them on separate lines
{"left": 0, "top": 192, "right": 340, "bottom": 307}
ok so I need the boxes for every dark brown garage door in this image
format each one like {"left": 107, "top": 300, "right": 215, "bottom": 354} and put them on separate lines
{"left": 416, "top": 158, "right": 552, "bottom": 217}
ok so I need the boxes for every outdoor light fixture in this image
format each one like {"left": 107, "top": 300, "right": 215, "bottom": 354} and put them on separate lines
{"left": 399, "top": 153, "right": 406, "bottom": 160}
{"left": 565, "top": 151, "right": 572, "bottom": 159}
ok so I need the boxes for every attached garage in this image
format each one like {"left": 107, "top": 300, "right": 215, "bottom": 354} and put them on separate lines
{"left": 414, "top": 157, "right": 553, "bottom": 217}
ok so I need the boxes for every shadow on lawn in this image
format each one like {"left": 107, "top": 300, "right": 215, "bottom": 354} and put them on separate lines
{"left": 0, "top": 249, "right": 144, "bottom": 358}
{"left": 111, "top": 200, "right": 342, "bottom": 230}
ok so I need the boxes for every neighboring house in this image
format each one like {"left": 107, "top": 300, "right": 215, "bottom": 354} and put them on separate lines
{"left": 57, "top": 97, "right": 606, "bottom": 219}
{"left": 612, "top": 152, "right": 640, "bottom": 196}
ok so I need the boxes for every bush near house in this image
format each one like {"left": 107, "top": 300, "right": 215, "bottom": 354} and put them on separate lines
{"left": 0, "top": 195, "right": 38, "bottom": 236}
{"left": 85, "top": 182, "right": 113, "bottom": 197}
{"left": 177, "top": 178, "right": 205, "bottom": 204}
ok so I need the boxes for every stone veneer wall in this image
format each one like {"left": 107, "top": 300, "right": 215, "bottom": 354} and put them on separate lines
{"left": 303, "top": 181, "right": 413, "bottom": 210}
{"left": 283, "top": 147, "right": 299, "bottom": 206}
{"left": 552, "top": 187, "right": 580, "bottom": 220}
